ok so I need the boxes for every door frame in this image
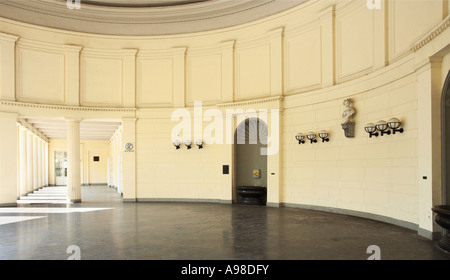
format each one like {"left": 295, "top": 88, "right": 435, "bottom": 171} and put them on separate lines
{"left": 441, "top": 70, "right": 450, "bottom": 205}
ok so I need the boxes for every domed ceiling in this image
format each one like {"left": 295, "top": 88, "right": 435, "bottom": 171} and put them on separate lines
{"left": 0, "top": 0, "right": 308, "bottom": 35}
{"left": 81, "top": 0, "right": 211, "bottom": 7}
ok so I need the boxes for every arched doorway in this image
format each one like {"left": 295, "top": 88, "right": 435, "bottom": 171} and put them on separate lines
{"left": 442, "top": 70, "right": 450, "bottom": 205}
{"left": 234, "top": 118, "right": 268, "bottom": 205}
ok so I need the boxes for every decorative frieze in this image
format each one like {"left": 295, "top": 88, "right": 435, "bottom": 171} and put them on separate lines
{"left": 217, "top": 96, "right": 284, "bottom": 108}
{"left": 411, "top": 15, "right": 450, "bottom": 52}
{"left": 0, "top": 100, "right": 137, "bottom": 112}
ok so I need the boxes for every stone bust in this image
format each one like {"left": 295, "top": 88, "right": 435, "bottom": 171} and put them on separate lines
{"left": 342, "top": 98, "right": 356, "bottom": 124}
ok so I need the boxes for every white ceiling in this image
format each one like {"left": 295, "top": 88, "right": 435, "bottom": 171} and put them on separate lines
{"left": 23, "top": 117, "right": 122, "bottom": 141}
{"left": 0, "top": 0, "right": 308, "bottom": 35}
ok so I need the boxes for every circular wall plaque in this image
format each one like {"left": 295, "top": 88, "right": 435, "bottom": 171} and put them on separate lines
{"left": 125, "top": 143, "right": 134, "bottom": 151}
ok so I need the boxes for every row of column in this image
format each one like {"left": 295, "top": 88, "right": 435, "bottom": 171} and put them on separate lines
{"left": 107, "top": 118, "right": 136, "bottom": 202}
{"left": 108, "top": 128, "right": 123, "bottom": 195}
{"left": 56, "top": 118, "right": 135, "bottom": 203}
{"left": 0, "top": 113, "right": 136, "bottom": 205}
{"left": 17, "top": 123, "right": 48, "bottom": 197}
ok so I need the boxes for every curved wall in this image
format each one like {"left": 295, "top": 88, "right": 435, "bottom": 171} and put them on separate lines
{"left": 1, "top": 0, "right": 450, "bottom": 237}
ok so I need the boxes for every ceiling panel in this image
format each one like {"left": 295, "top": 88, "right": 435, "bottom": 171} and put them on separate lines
{"left": 23, "top": 117, "right": 122, "bottom": 141}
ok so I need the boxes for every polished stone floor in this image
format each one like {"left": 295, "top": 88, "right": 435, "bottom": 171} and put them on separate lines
{"left": 0, "top": 185, "right": 449, "bottom": 260}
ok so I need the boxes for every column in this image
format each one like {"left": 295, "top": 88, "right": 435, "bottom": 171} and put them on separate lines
{"left": 16, "top": 124, "right": 20, "bottom": 198}
{"left": 41, "top": 140, "right": 45, "bottom": 187}
{"left": 112, "top": 134, "right": 117, "bottom": 188}
{"left": 115, "top": 132, "right": 121, "bottom": 194}
{"left": 33, "top": 135, "right": 38, "bottom": 191}
{"left": 26, "top": 131, "right": 33, "bottom": 194}
{"left": 0, "top": 112, "right": 18, "bottom": 206}
{"left": 19, "top": 126, "right": 28, "bottom": 196}
{"left": 67, "top": 118, "right": 82, "bottom": 203}
{"left": 80, "top": 142, "right": 84, "bottom": 185}
{"left": 417, "top": 57, "right": 443, "bottom": 239}
{"left": 37, "top": 138, "right": 42, "bottom": 189}
{"left": 44, "top": 142, "right": 49, "bottom": 186}
{"left": 122, "top": 118, "right": 136, "bottom": 201}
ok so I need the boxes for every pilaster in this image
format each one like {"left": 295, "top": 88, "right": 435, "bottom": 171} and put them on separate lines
{"left": 122, "top": 118, "right": 136, "bottom": 201}
{"left": 0, "top": 112, "right": 18, "bottom": 206}
{"left": 417, "top": 57, "right": 443, "bottom": 237}
{"left": 0, "top": 33, "right": 19, "bottom": 102}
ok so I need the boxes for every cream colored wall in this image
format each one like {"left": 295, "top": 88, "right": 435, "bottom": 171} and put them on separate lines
{"left": 135, "top": 110, "right": 231, "bottom": 201}
{"left": 282, "top": 71, "right": 419, "bottom": 224}
{"left": 0, "top": 0, "right": 437, "bottom": 108}
{"left": 48, "top": 139, "right": 109, "bottom": 186}
{"left": 0, "top": 0, "right": 449, "bottom": 234}
{"left": 0, "top": 1, "right": 445, "bottom": 108}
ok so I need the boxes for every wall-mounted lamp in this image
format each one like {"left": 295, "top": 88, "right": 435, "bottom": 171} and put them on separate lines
{"left": 173, "top": 140, "right": 181, "bottom": 150}
{"left": 376, "top": 120, "right": 391, "bottom": 136}
{"left": 307, "top": 132, "right": 317, "bottom": 144}
{"left": 295, "top": 133, "right": 305, "bottom": 144}
{"left": 318, "top": 130, "right": 330, "bottom": 142}
{"left": 364, "top": 123, "right": 379, "bottom": 138}
{"left": 184, "top": 140, "right": 192, "bottom": 149}
{"left": 195, "top": 139, "right": 203, "bottom": 149}
{"left": 387, "top": 118, "right": 404, "bottom": 134}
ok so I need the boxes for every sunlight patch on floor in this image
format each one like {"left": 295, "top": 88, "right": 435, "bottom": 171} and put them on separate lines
{"left": 0, "top": 208, "right": 113, "bottom": 214}
{"left": 0, "top": 216, "right": 47, "bottom": 226}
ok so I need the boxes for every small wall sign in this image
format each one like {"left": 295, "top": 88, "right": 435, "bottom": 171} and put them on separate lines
{"left": 125, "top": 143, "right": 134, "bottom": 152}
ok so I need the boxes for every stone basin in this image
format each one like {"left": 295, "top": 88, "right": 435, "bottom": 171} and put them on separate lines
{"left": 432, "top": 205, "right": 450, "bottom": 252}
{"left": 237, "top": 186, "right": 267, "bottom": 205}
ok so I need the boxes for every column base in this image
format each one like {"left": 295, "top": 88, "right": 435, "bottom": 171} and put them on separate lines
{"left": 70, "top": 199, "right": 82, "bottom": 203}
{"left": 0, "top": 202, "right": 17, "bottom": 207}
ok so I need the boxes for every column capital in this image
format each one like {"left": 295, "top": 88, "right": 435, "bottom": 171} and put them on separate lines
{"left": 0, "top": 112, "right": 18, "bottom": 119}
{"left": 65, "top": 117, "right": 82, "bottom": 123}
{"left": 122, "top": 117, "right": 137, "bottom": 122}
{"left": 268, "top": 27, "right": 284, "bottom": 40}
{"left": 415, "top": 57, "right": 444, "bottom": 74}
{"left": 219, "top": 40, "right": 235, "bottom": 50}
{"left": 17, "top": 124, "right": 27, "bottom": 131}
{"left": 19, "top": 127, "right": 29, "bottom": 134}
{"left": 0, "top": 32, "right": 19, "bottom": 44}
{"left": 63, "top": 44, "right": 83, "bottom": 53}
{"left": 318, "top": 4, "right": 335, "bottom": 19}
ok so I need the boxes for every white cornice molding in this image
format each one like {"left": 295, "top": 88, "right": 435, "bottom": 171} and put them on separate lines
{"left": 217, "top": 96, "right": 284, "bottom": 108}
{"left": 0, "top": 100, "right": 137, "bottom": 112}
{"left": 411, "top": 15, "right": 450, "bottom": 52}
